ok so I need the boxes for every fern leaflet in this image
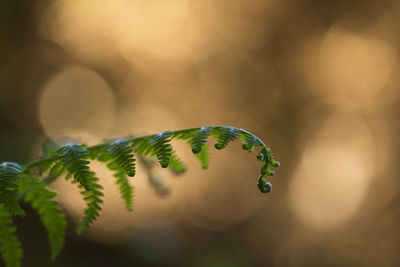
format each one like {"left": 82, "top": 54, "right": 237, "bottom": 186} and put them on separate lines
{"left": 18, "top": 177, "right": 66, "bottom": 260}
{"left": 149, "top": 132, "right": 173, "bottom": 168}
{"left": 56, "top": 144, "right": 93, "bottom": 191}
{"left": 0, "top": 204, "right": 22, "bottom": 267}
{"left": 213, "top": 126, "right": 240, "bottom": 150}
{"left": 195, "top": 144, "right": 210, "bottom": 169}
{"left": 238, "top": 129, "right": 262, "bottom": 152}
{"left": 107, "top": 139, "right": 136, "bottom": 177}
{"left": 0, "top": 162, "right": 25, "bottom": 216}
{"left": 168, "top": 150, "right": 186, "bottom": 174}
{"left": 190, "top": 127, "right": 212, "bottom": 154}
{"left": 39, "top": 160, "right": 55, "bottom": 176}
{"left": 114, "top": 170, "right": 134, "bottom": 211}
{"left": 55, "top": 144, "right": 104, "bottom": 234}
{"left": 106, "top": 161, "right": 134, "bottom": 211}
{"left": 76, "top": 180, "right": 104, "bottom": 235}
{"left": 132, "top": 137, "right": 154, "bottom": 156}
{"left": 87, "top": 140, "right": 135, "bottom": 211}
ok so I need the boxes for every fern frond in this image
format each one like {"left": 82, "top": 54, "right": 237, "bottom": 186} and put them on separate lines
{"left": 0, "top": 204, "right": 22, "bottom": 267}
{"left": 0, "top": 125, "right": 279, "bottom": 266}
{"left": 49, "top": 162, "right": 67, "bottom": 177}
{"left": 107, "top": 139, "right": 136, "bottom": 177}
{"left": 86, "top": 140, "right": 135, "bottom": 211}
{"left": 132, "top": 126, "right": 278, "bottom": 193}
{"left": 213, "top": 126, "right": 239, "bottom": 150}
{"left": 149, "top": 132, "right": 173, "bottom": 168}
{"left": 0, "top": 162, "right": 25, "bottom": 216}
{"left": 168, "top": 150, "right": 185, "bottom": 174}
{"left": 88, "top": 144, "right": 109, "bottom": 161}
{"left": 132, "top": 137, "right": 154, "bottom": 156}
{"left": 18, "top": 177, "right": 66, "bottom": 260}
{"left": 111, "top": 169, "right": 134, "bottom": 211}
{"left": 195, "top": 144, "right": 210, "bottom": 169}
{"left": 190, "top": 127, "right": 212, "bottom": 154}
{"left": 55, "top": 144, "right": 104, "bottom": 234}
{"left": 76, "top": 180, "right": 103, "bottom": 235}
{"left": 56, "top": 144, "right": 94, "bottom": 191}
{"left": 39, "top": 160, "right": 55, "bottom": 176}
{"left": 0, "top": 190, "right": 24, "bottom": 218}
{"left": 237, "top": 129, "right": 262, "bottom": 152}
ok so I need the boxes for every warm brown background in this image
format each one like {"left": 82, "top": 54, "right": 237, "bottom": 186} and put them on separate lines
{"left": 1, "top": 0, "right": 399, "bottom": 266}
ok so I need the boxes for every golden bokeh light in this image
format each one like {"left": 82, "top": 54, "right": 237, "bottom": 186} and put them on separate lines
{"left": 289, "top": 114, "right": 375, "bottom": 230}
{"left": 38, "top": 0, "right": 119, "bottom": 64}
{"left": 299, "top": 26, "right": 397, "bottom": 110}
{"left": 38, "top": 66, "right": 116, "bottom": 143}
{"left": 108, "top": 0, "right": 205, "bottom": 62}
{"left": 193, "top": 0, "right": 284, "bottom": 49}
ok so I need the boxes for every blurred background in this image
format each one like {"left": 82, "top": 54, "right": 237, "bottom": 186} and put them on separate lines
{"left": 0, "top": 0, "right": 399, "bottom": 266}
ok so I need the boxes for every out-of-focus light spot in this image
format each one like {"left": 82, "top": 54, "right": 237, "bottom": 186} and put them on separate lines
{"left": 38, "top": 66, "right": 115, "bottom": 142}
{"left": 111, "top": 102, "right": 185, "bottom": 136}
{"left": 299, "top": 27, "right": 397, "bottom": 110}
{"left": 289, "top": 114, "right": 375, "bottom": 230}
{"left": 108, "top": 0, "right": 205, "bottom": 62}
{"left": 193, "top": 0, "right": 284, "bottom": 49}
{"left": 38, "top": 0, "right": 118, "bottom": 64}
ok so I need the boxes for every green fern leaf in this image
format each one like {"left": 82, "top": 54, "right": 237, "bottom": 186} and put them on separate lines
{"left": 18, "top": 177, "right": 66, "bottom": 260}
{"left": 168, "top": 150, "right": 185, "bottom": 174}
{"left": 88, "top": 144, "right": 109, "bottom": 161}
{"left": 49, "top": 162, "right": 66, "bottom": 177}
{"left": 56, "top": 144, "right": 94, "bottom": 191}
{"left": 132, "top": 137, "right": 154, "bottom": 156}
{"left": 213, "top": 127, "right": 239, "bottom": 150}
{"left": 0, "top": 190, "right": 24, "bottom": 218}
{"left": 190, "top": 127, "right": 212, "bottom": 154}
{"left": 107, "top": 139, "right": 136, "bottom": 177}
{"left": 171, "top": 129, "right": 197, "bottom": 140}
{"left": 195, "top": 144, "right": 210, "bottom": 169}
{"left": 0, "top": 162, "right": 25, "bottom": 216}
{"left": 55, "top": 144, "right": 104, "bottom": 234}
{"left": 149, "top": 132, "right": 173, "bottom": 168}
{"left": 87, "top": 141, "right": 135, "bottom": 211}
{"left": 91, "top": 141, "right": 135, "bottom": 211}
{"left": 39, "top": 160, "right": 54, "bottom": 176}
{"left": 111, "top": 169, "right": 134, "bottom": 211}
{"left": 237, "top": 129, "right": 262, "bottom": 152}
{"left": 76, "top": 180, "right": 103, "bottom": 235}
{"left": 0, "top": 204, "right": 22, "bottom": 267}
